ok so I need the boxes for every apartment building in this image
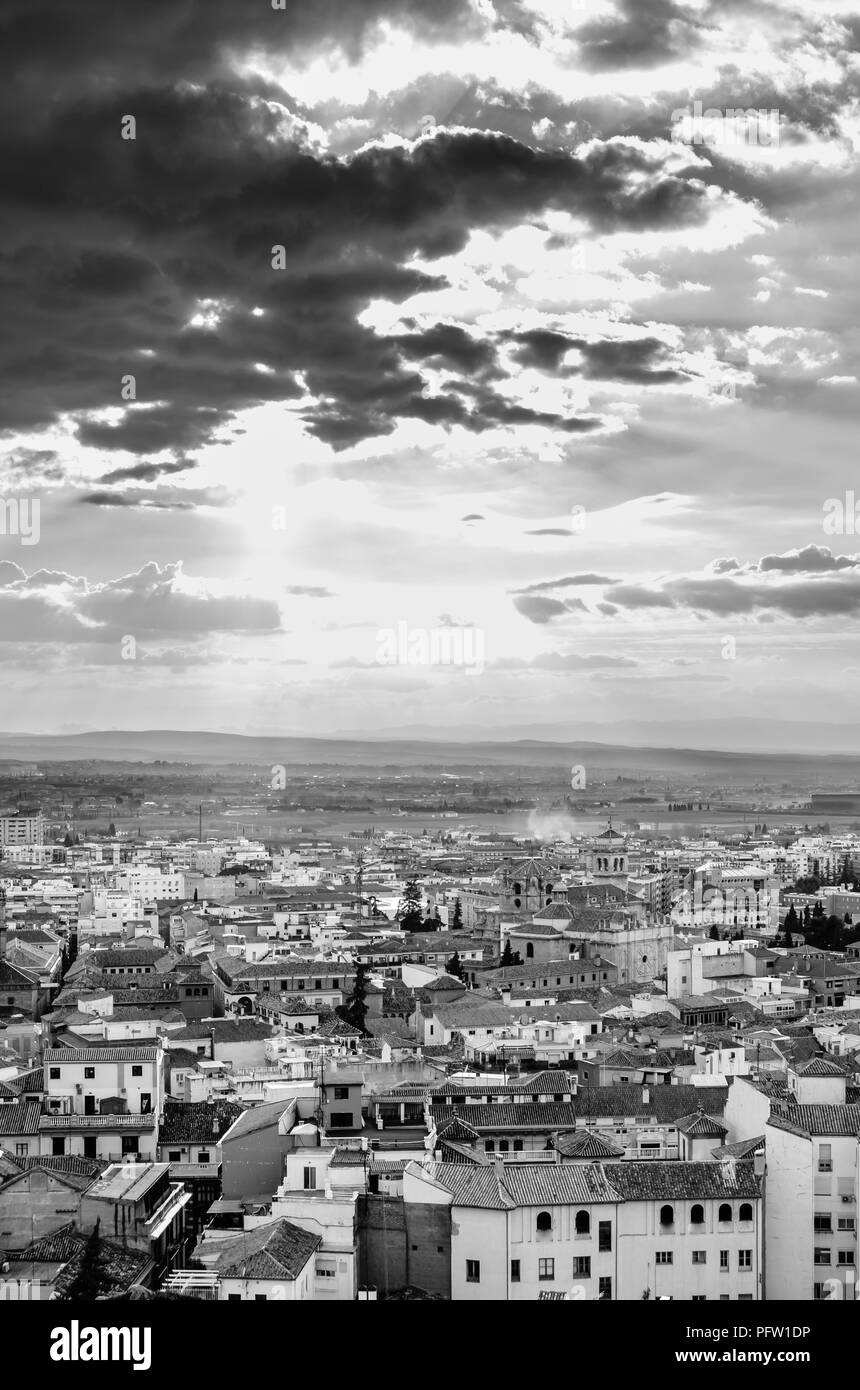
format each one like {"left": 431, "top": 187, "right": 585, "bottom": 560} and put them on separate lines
{"left": 404, "top": 1158, "right": 762, "bottom": 1301}
{"left": 0, "top": 813, "right": 44, "bottom": 846}
{"left": 39, "top": 1044, "right": 164, "bottom": 1162}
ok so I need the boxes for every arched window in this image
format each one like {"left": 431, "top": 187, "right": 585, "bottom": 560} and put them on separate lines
{"left": 660, "top": 1205, "right": 674, "bottom": 1227}
{"left": 739, "top": 1203, "right": 753, "bottom": 1222}
{"left": 718, "top": 1203, "right": 732, "bottom": 1223}
{"left": 690, "top": 1204, "right": 704, "bottom": 1225}
{"left": 575, "top": 1210, "right": 590, "bottom": 1235}
{"left": 513, "top": 883, "right": 522, "bottom": 896}
{"left": 536, "top": 1211, "right": 552, "bottom": 1233}
{"left": 498, "top": 1140, "right": 509, "bottom": 1153}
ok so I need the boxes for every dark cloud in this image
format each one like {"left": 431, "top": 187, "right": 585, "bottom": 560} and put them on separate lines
{"left": 508, "top": 329, "right": 686, "bottom": 383}
{"left": 79, "top": 486, "right": 227, "bottom": 510}
{"left": 512, "top": 594, "right": 570, "bottom": 623}
{"left": 574, "top": 0, "right": 706, "bottom": 72}
{"left": 1, "top": 75, "right": 712, "bottom": 453}
{"left": 99, "top": 459, "right": 196, "bottom": 484}
{"left": 511, "top": 574, "right": 618, "bottom": 593}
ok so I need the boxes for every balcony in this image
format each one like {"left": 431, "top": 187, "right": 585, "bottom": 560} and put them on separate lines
{"left": 167, "top": 1161, "right": 221, "bottom": 1180}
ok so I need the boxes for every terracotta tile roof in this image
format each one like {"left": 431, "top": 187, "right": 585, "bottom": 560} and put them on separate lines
{"left": 554, "top": 1129, "right": 625, "bottom": 1159}
{"left": 158, "top": 1100, "right": 244, "bottom": 1146}
{"left": 602, "top": 1159, "right": 761, "bottom": 1201}
{"left": 205, "top": 1218, "right": 321, "bottom": 1280}
{"left": 769, "top": 1102, "right": 860, "bottom": 1137}
{"left": 675, "top": 1111, "right": 729, "bottom": 1138}
{"left": 44, "top": 1045, "right": 160, "bottom": 1063}
{"left": 430, "top": 1102, "right": 578, "bottom": 1133}
{"left": 711, "top": 1136, "right": 766, "bottom": 1160}
{"left": 0, "top": 1099, "right": 41, "bottom": 1135}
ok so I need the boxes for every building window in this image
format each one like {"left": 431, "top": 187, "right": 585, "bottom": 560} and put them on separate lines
{"left": 690, "top": 1204, "right": 704, "bottom": 1225}
{"left": 168, "top": 1150, "right": 182, "bottom": 1161}
{"left": 692, "top": 1295, "right": 707, "bottom": 1301}
{"left": 228, "top": 1294, "right": 242, "bottom": 1301}
{"left": 818, "top": 1144, "right": 832, "bottom": 1172}
{"left": 838, "top": 1217, "right": 856, "bottom": 1232}
{"left": 738, "top": 1250, "right": 752, "bottom": 1270}
{"left": 738, "top": 1294, "right": 754, "bottom": 1302}
{"left": 510, "top": 1260, "right": 520, "bottom": 1283}
{"left": 466, "top": 1260, "right": 480, "bottom": 1283}
{"left": 598, "top": 1276, "right": 612, "bottom": 1301}
{"left": 185, "top": 988, "right": 193, "bottom": 997}
{"left": 512, "top": 1140, "right": 523, "bottom": 1152}
{"left": 498, "top": 1140, "right": 509, "bottom": 1153}
{"left": 131, "top": 1065, "right": 143, "bottom": 1077}
{"left": 814, "top": 1249, "right": 831, "bottom": 1265}
{"left": 52, "top": 1138, "right": 65, "bottom": 1156}
{"left": 718, "top": 1203, "right": 732, "bottom": 1223}
{"left": 121, "top": 1137, "right": 139, "bottom": 1156}
{"left": 573, "top": 1256, "right": 590, "bottom": 1277}
{"left": 739, "top": 1202, "right": 753, "bottom": 1223}
{"left": 538, "top": 1258, "right": 555, "bottom": 1281}
{"left": 84, "top": 1067, "right": 95, "bottom": 1080}
{"left": 485, "top": 1140, "right": 495, "bottom": 1153}
{"left": 660, "top": 1205, "right": 674, "bottom": 1228}
{"left": 598, "top": 1221, "right": 611, "bottom": 1252}
{"left": 838, "top": 1251, "right": 855, "bottom": 1266}
{"left": 329, "top": 1112, "right": 353, "bottom": 1128}
{"left": 655, "top": 1252, "right": 673, "bottom": 1265}
{"left": 316, "top": 1261, "right": 336, "bottom": 1279}
{"left": 575, "top": 1210, "right": 590, "bottom": 1236}
{"left": 333, "top": 1086, "right": 349, "bottom": 1100}
{"left": 198, "top": 1151, "right": 210, "bottom": 1164}
{"left": 49, "top": 1067, "right": 60, "bottom": 1080}
{"left": 720, "top": 1250, "right": 729, "bottom": 1271}
{"left": 814, "top": 1213, "right": 832, "bottom": 1233}
{"left": 15, "top": 1143, "right": 28, "bottom": 1156}
{"left": 692, "top": 1251, "right": 706, "bottom": 1265}
{"left": 536, "top": 1211, "right": 552, "bottom": 1233}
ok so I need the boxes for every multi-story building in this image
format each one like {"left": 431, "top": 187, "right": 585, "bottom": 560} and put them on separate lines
{"left": 725, "top": 1058, "right": 859, "bottom": 1299}
{"left": 403, "top": 1157, "right": 763, "bottom": 1301}
{"left": 0, "top": 812, "right": 44, "bottom": 846}
{"left": 39, "top": 1043, "right": 163, "bottom": 1162}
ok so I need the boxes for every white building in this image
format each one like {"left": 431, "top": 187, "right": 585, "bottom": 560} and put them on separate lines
{"left": 404, "top": 1157, "right": 763, "bottom": 1301}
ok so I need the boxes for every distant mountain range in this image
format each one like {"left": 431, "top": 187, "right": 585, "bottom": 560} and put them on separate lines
{"left": 0, "top": 726, "right": 859, "bottom": 779}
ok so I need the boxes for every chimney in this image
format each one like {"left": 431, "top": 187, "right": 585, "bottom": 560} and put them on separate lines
{"left": 641, "top": 1085, "right": 650, "bottom": 1106}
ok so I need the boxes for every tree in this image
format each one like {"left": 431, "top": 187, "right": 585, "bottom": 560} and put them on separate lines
{"left": 446, "top": 952, "right": 463, "bottom": 979}
{"left": 783, "top": 904, "right": 799, "bottom": 935}
{"left": 783, "top": 929, "right": 794, "bottom": 949}
{"left": 62, "top": 1221, "right": 107, "bottom": 1302}
{"left": 451, "top": 897, "right": 463, "bottom": 930}
{"left": 337, "top": 961, "right": 369, "bottom": 1035}
{"left": 107, "top": 822, "right": 116, "bottom": 836}
{"left": 500, "top": 938, "right": 523, "bottom": 968}
{"left": 397, "top": 879, "right": 423, "bottom": 933}
{"left": 708, "top": 924, "right": 720, "bottom": 941}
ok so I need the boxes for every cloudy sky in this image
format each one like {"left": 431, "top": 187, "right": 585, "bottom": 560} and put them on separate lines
{"left": 3, "top": 0, "right": 860, "bottom": 739}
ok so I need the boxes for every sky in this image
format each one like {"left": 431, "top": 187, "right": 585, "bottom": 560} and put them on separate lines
{"left": 2, "top": 0, "right": 860, "bottom": 740}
